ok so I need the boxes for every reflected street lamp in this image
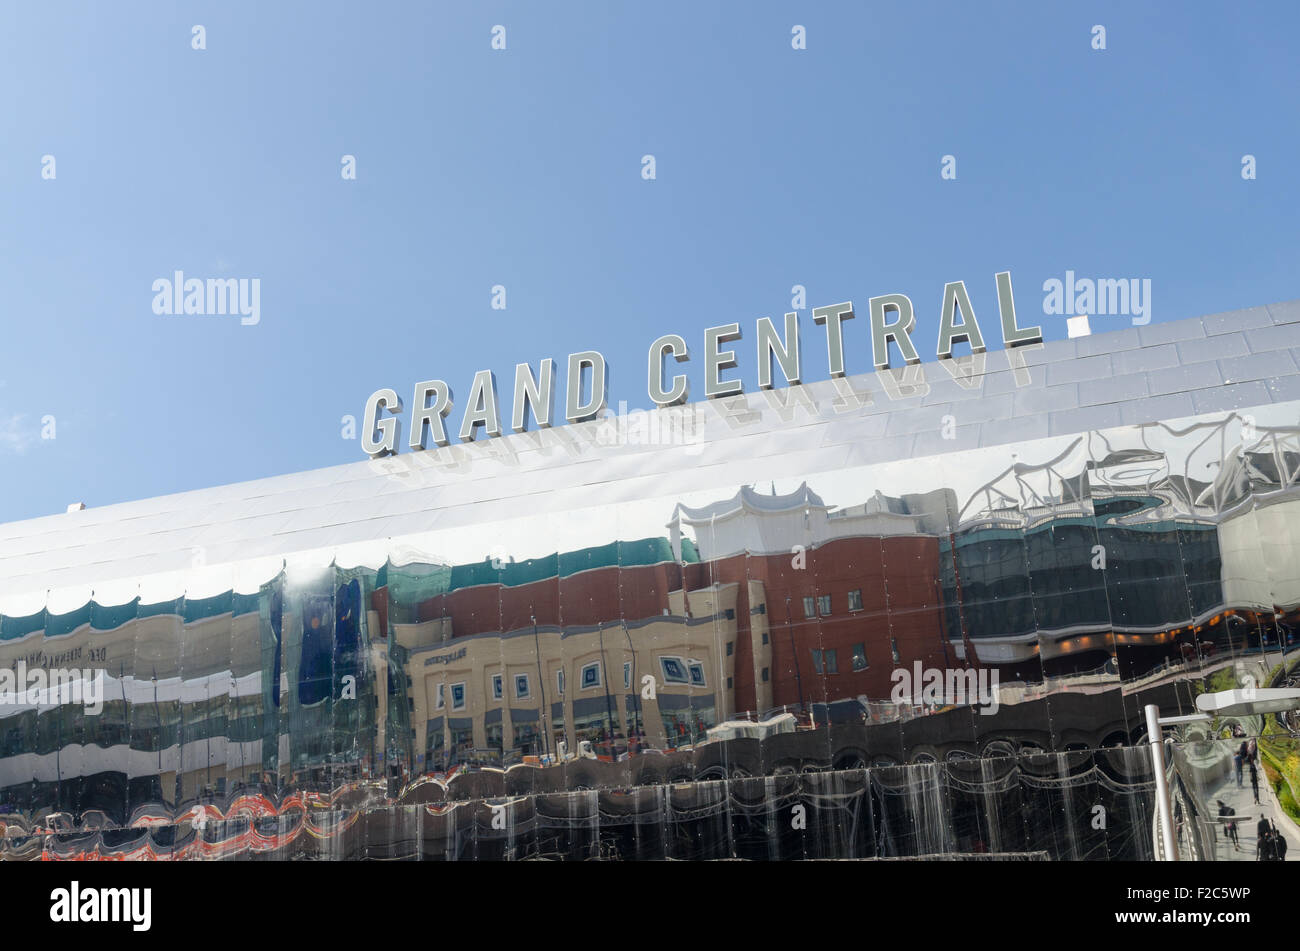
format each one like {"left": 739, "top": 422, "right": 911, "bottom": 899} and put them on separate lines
{"left": 531, "top": 615, "right": 550, "bottom": 759}
{"left": 1144, "top": 705, "right": 1207, "bottom": 861}
{"left": 1194, "top": 688, "right": 1300, "bottom": 719}
{"left": 785, "top": 597, "right": 805, "bottom": 714}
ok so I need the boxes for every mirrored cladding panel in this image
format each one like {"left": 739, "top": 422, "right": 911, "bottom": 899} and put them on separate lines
{"left": 3, "top": 300, "right": 1300, "bottom": 860}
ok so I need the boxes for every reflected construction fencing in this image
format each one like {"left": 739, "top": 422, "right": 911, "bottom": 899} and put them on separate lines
{"left": 2, "top": 750, "right": 1151, "bottom": 860}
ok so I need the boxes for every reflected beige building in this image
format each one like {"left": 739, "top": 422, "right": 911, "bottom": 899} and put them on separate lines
{"left": 396, "top": 585, "right": 739, "bottom": 764}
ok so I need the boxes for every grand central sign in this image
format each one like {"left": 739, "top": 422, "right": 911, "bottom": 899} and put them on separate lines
{"left": 361, "top": 271, "right": 1041, "bottom": 457}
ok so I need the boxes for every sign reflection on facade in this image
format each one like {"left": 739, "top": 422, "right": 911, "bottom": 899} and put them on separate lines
{"left": 3, "top": 300, "right": 1300, "bottom": 860}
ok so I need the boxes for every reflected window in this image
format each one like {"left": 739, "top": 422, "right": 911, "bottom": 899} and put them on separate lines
{"left": 726, "top": 641, "right": 733, "bottom": 656}
{"left": 491, "top": 674, "right": 503, "bottom": 700}
{"left": 660, "top": 703, "right": 715, "bottom": 748}
{"left": 848, "top": 589, "right": 863, "bottom": 612}
{"left": 890, "top": 638, "right": 901, "bottom": 665}
{"left": 811, "top": 649, "right": 824, "bottom": 674}
{"left": 581, "top": 662, "right": 601, "bottom": 689}
{"left": 450, "top": 723, "right": 472, "bottom": 755}
{"left": 426, "top": 721, "right": 444, "bottom": 765}
{"left": 575, "top": 705, "right": 620, "bottom": 745}
{"left": 824, "top": 649, "right": 838, "bottom": 674}
{"left": 512, "top": 722, "right": 539, "bottom": 755}
{"left": 852, "top": 643, "right": 868, "bottom": 672}
{"left": 817, "top": 594, "right": 831, "bottom": 617}
{"left": 762, "top": 667, "right": 769, "bottom": 682}
{"left": 450, "top": 683, "right": 466, "bottom": 711}
{"left": 514, "top": 673, "right": 530, "bottom": 700}
{"left": 623, "top": 661, "right": 632, "bottom": 688}
{"left": 550, "top": 701, "right": 566, "bottom": 751}
{"left": 803, "top": 597, "right": 816, "bottom": 619}
{"left": 435, "top": 682, "right": 445, "bottom": 710}
{"left": 762, "top": 632, "right": 769, "bottom": 645}
{"left": 556, "top": 669, "right": 565, "bottom": 696}
{"left": 688, "top": 660, "right": 706, "bottom": 687}
{"left": 660, "top": 656, "right": 688, "bottom": 684}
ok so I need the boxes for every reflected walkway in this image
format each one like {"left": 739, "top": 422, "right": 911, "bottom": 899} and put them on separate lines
{"left": 1202, "top": 719, "right": 1299, "bottom": 861}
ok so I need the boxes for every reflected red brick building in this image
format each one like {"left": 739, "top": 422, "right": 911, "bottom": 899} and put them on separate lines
{"left": 370, "top": 484, "right": 956, "bottom": 733}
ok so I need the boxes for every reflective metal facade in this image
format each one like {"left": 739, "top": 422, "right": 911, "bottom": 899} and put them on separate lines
{"left": 3, "top": 300, "right": 1300, "bottom": 860}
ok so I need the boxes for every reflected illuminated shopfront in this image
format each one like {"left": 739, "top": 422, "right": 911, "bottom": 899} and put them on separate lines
{"left": 3, "top": 300, "right": 1300, "bottom": 860}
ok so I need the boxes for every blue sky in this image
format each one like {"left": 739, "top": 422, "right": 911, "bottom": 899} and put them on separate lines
{"left": 0, "top": 1, "right": 1296, "bottom": 522}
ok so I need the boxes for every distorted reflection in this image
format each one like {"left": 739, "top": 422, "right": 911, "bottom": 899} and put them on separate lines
{"left": 3, "top": 407, "right": 1299, "bottom": 859}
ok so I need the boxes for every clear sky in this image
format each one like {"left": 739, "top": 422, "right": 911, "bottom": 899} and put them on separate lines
{"left": 0, "top": 1, "right": 1296, "bottom": 523}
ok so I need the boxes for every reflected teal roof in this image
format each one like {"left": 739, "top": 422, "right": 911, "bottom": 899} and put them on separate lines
{"left": 450, "top": 537, "right": 696, "bottom": 591}
{"left": 3, "top": 590, "right": 268, "bottom": 639}
{"left": 383, "top": 536, "right": 697, "bottom": 605}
